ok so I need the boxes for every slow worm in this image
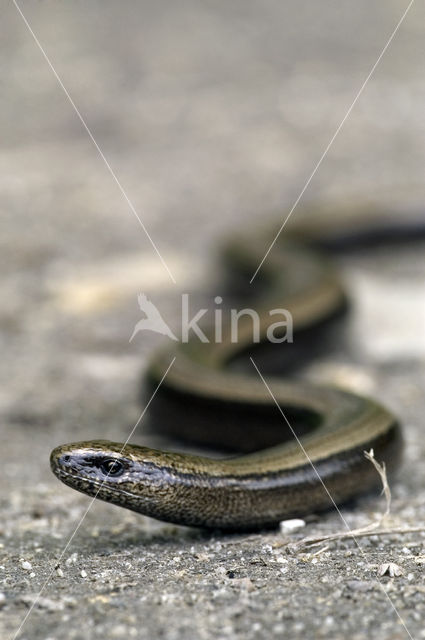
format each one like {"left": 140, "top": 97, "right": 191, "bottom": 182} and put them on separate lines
{"left": 50, "top": 209, "right": 422, "bottom": 529}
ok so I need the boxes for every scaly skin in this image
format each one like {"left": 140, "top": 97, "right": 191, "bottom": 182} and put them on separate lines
{"left": 51, "top": 210, "right": 419, "bottom": 530}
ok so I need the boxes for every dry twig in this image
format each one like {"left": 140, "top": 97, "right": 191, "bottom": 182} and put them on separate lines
{"left": 290, "top": 449, "right": 425, "bottom": 550}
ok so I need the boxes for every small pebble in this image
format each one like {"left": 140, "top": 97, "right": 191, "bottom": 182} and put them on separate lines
{"left": 346, "top": 580, "right": 374, "bottom": 593}
{"left": 279, "top": 518, "right": 306, "bottom": 533}
{"left": 80, "top": 569, "right": 87, "bottom": 578}
{"left": 379, "top": 562, "right": 403, "bottom": 577}
{"left": 21, "top": 561, "right": 32, "bottom": 571}
{"left": 65, "top": 553, "right": 78, "bottom": 566}
{"left": 110, "top": 624, "right": 128, "bottom": 637}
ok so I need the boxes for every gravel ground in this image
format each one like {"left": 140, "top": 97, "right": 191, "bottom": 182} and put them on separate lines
{"left": 1, "top": 2, "right": 425, "bottom": 639}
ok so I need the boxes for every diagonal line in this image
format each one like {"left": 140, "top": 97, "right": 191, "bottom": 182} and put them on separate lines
{"left": 10, "top": 356, "right": 176, "bottom": 640}
{"left": 12, "top": 0, "right": 176, "bottom": 285}
{"left": 250, "top": 357, "right": 415, "bottom": 640}
{"left": 250, "top": 0, "right": 415, "bottom": 283}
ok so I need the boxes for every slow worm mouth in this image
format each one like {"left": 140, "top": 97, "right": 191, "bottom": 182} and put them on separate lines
{"left": 51, "top": 465, "right": 99, "bottom": 488}
{"left": 51, "top": 465, "right": 141, "bottom": 502}
{"left": 50, "top": 460, "right": 75, "bottom": 479}
{"left": 52, "top": 464, "right": 102, "bottom": 486}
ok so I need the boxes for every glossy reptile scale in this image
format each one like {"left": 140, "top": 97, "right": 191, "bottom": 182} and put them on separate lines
{"left": 50, "top": 209, "right": 423, "bottom": 530}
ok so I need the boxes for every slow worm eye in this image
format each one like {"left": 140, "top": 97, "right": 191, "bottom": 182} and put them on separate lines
{"left": 100, "top": 458, "right": 124, "bottom": 477}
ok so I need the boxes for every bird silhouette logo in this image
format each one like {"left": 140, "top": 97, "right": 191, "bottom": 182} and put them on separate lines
{"left": 129, "top": 293, "right": 178, "bottom": 342}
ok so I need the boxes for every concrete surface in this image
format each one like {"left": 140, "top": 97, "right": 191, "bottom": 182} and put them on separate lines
{"left": 1, "top": 2, "right": 425, "bottom": 639}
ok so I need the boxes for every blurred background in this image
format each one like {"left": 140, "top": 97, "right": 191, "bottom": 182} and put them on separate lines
{"left": 1, "top": 2, "right": 425, "bottom": 639}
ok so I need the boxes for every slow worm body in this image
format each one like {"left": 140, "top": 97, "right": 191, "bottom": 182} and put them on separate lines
{"left": 50, "top": 210, "right": 421, "bottom": 530}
